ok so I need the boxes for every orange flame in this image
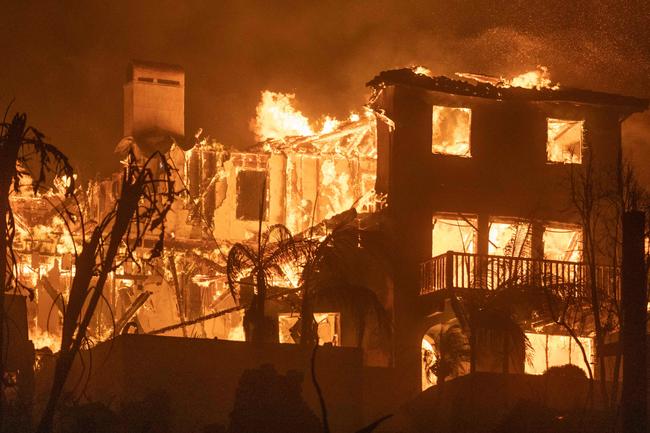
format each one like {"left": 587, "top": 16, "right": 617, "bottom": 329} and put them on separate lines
{"left": 30, "top": 327, "right": 61, "bottom": 352}
{"left": 253, "top": 91, "right": 313, "bottom": 141}
{"left": 503, "top": 66, "right": 559, "bottom": 90}
{"left": 252, "top": 91, "right": 354, "bottom": 141}
{"left": 412, "top": 66, "right": 434, "bottom": 77}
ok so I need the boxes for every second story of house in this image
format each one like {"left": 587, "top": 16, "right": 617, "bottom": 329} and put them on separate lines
{"left": 368, "top": 68, "right": 648, "bottom": 225}
{"left": 367, "top": 68, "right": 648, "bottom": 276}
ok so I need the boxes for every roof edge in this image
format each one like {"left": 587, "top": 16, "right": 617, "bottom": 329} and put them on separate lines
{"left": 367, "top": 68, "right": 649, "bottom": 112}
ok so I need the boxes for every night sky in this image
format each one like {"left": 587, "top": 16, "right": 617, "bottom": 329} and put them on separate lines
{"left": 2, "top": 1, "right": 649, "bottom": 181}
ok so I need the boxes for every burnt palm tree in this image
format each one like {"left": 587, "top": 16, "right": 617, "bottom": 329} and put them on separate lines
{"left": 0, "top": 111, "right": 74, "bottom": 431}
{"left": 226, "top": 224, "right": 301, "bottom": 343}
{"left": 37, "top": 150, "right": 177, "bottom": 433}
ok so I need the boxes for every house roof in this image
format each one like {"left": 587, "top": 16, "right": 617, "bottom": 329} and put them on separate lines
{"left": 367, "top": 68, "right": 649, "bottom": 112}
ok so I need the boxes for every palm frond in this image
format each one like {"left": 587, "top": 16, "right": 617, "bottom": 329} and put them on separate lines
{"left": 226, "top": 243, "right": 258, "bottom": 301}
{"left": 261, "top": 224, "right": 294, "bottom": 251}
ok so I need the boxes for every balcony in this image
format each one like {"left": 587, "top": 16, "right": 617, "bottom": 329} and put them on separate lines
{"left": 420, "top": 251, "right": 619, "bottom": 298}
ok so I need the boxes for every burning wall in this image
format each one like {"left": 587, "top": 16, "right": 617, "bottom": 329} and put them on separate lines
{"left": 263, "top": 114, "right": 377, "bottom": 234}
{"left": 179, "top": 91, "right": 380, "bottom": 240}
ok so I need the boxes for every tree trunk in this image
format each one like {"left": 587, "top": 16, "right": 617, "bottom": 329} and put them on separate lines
{"left": 300, "top": 286, "right": 318, "bottom": 346}
{"left": 37, "top": 181, "right": 143, "bottom": 433}
{"left": 621, "top": 211, "right": 647, "bottom": 433}
{"left": 0, "top": 196, "right": 8, "bottom": 432}
{"left": 0, "top": 197, "right": 25, "bottom": 432}
{"left": 0, "top": 123, "right": 20, "bottom": 433}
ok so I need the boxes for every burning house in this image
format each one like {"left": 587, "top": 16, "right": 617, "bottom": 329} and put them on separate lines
{"left": 7, "top": 61, "right": 649, "bottom": 431}
{"left": 13, "top": 61, "right": 383, "bottom": 351}
{"left": 367, "top": 67, "right": 648, "bottom": 396}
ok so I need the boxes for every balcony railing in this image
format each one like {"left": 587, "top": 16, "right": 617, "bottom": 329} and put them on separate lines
{"left": 420, "top": 251, "right": 619, "bottom": 298}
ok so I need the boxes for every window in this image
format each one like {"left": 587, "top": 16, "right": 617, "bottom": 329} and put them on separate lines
{"left": 488, "top": 220, "right": 532, "bottom": 258}
{"left": 157, "top": 78, "right": 181, "bottom": 86}
{"left": 547, "top": 118, "right": 583, "bottom": 164}
{"left": 432, "top": 106, "right": 471, "bottom": 157}
{"left": 432, "top": 216, "right": 477, "bottom": 257}
{"left": 236, "top": 170, "right": 267, "bottom": 221}
{"left": 543, "top": 226, "right": 582, "bottom": 262}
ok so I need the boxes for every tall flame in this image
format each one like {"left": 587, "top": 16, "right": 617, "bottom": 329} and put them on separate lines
{"left": 252, "top": 91, "right": 354, "bottom": 141}
{"left": 252, "top": 91, "right": 314, "bottom": 141}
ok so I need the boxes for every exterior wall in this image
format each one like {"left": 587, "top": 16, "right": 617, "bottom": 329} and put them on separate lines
{"left": 380, "top": 85, "right": 622, "bottom": 229}
{"left": 55, "top": 335, "right": 364, "bottom": 433}
{"left": 123, "top": 62, "right": 184, "bottom": 138}
{"left": 375, "top": 84, "right": 624, "bottom": 399}
{"left": 212, "top": 152, "right": 273, "bottom": 241}
{"left": 210, "top": 149, "right": 376, "bottom": 241}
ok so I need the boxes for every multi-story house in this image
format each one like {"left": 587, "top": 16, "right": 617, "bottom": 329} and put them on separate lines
{"left": 367, "top": 67, "right": 648, "bottom": 396}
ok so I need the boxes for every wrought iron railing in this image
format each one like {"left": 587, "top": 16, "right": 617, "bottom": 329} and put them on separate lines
{"left": 420, "top": 251, "right": 619, "bottom": 298}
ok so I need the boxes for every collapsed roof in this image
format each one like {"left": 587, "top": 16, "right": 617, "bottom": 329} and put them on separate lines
{"left": 252, "top": 114, "right": 377, "bottom": 158}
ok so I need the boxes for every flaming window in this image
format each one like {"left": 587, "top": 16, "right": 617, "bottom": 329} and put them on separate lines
{"left": 488, "top": 220, "right": 532, "bottom": 258}
{"left": 546, "top": 118, "right": 583, "bottom": 164}
{"left": 432, "top": 215, "right": 477, "bottom": 256}
{"left": 543, "top": 225, "right": 582, "bottom": 262}
{"left": 525, "top": 333, "right": 593, "bottom": 375}
{"left": 432, "top": 106, "right": 471, "bottom": 157}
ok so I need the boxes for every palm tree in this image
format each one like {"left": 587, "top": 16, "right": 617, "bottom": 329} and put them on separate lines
{"left": 469, "top": 304, "right": 532, "bottom": 374}
{"left": 423, "top": 323, "right": 470, "bottom": 387}
{"left": 37, "top": 150, "right": 177, "bottom": 433}
{"left": 226, "top": 224, "right": 301, "bottom": 343}
{"left": 295, "top": 208, "right": 392, "bottom": 347}
{"left": 0, "top": 111, "right": 74, "bottom": 430}
{"left": 226, "top": 207, "right": 391, "bottom": 348}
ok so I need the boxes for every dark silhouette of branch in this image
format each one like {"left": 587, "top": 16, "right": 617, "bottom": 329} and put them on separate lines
{"left": 310, "top": 344, "right": 330, "bottom": 433}
{"left": 0, "top": 110, "right": 74, "bottom": 432}
{"left": 36, "top": 150, "right": 177, "bottom": 433}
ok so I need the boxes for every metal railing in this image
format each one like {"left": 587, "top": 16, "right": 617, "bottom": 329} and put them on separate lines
{"left": 420, "top": 251, "right": 619, "bottom": 298}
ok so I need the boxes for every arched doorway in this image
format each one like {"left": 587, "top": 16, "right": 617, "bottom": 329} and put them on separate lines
{"left": 421, "top": 321, "right": 470, "bottom": 391}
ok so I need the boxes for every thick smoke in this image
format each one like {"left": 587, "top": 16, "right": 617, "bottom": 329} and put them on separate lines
{"left": 1, "top": 1, "right": 649, "bottom": 182}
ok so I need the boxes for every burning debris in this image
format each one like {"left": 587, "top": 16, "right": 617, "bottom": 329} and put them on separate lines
{"left": 456, "top": 65, "right": 559, "bottom": 90}
{"left": 253, "top": 96, "right": 378, "bottom": 233}
{"left": 7, "top": 84, "right": 386, "bottom": 353}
